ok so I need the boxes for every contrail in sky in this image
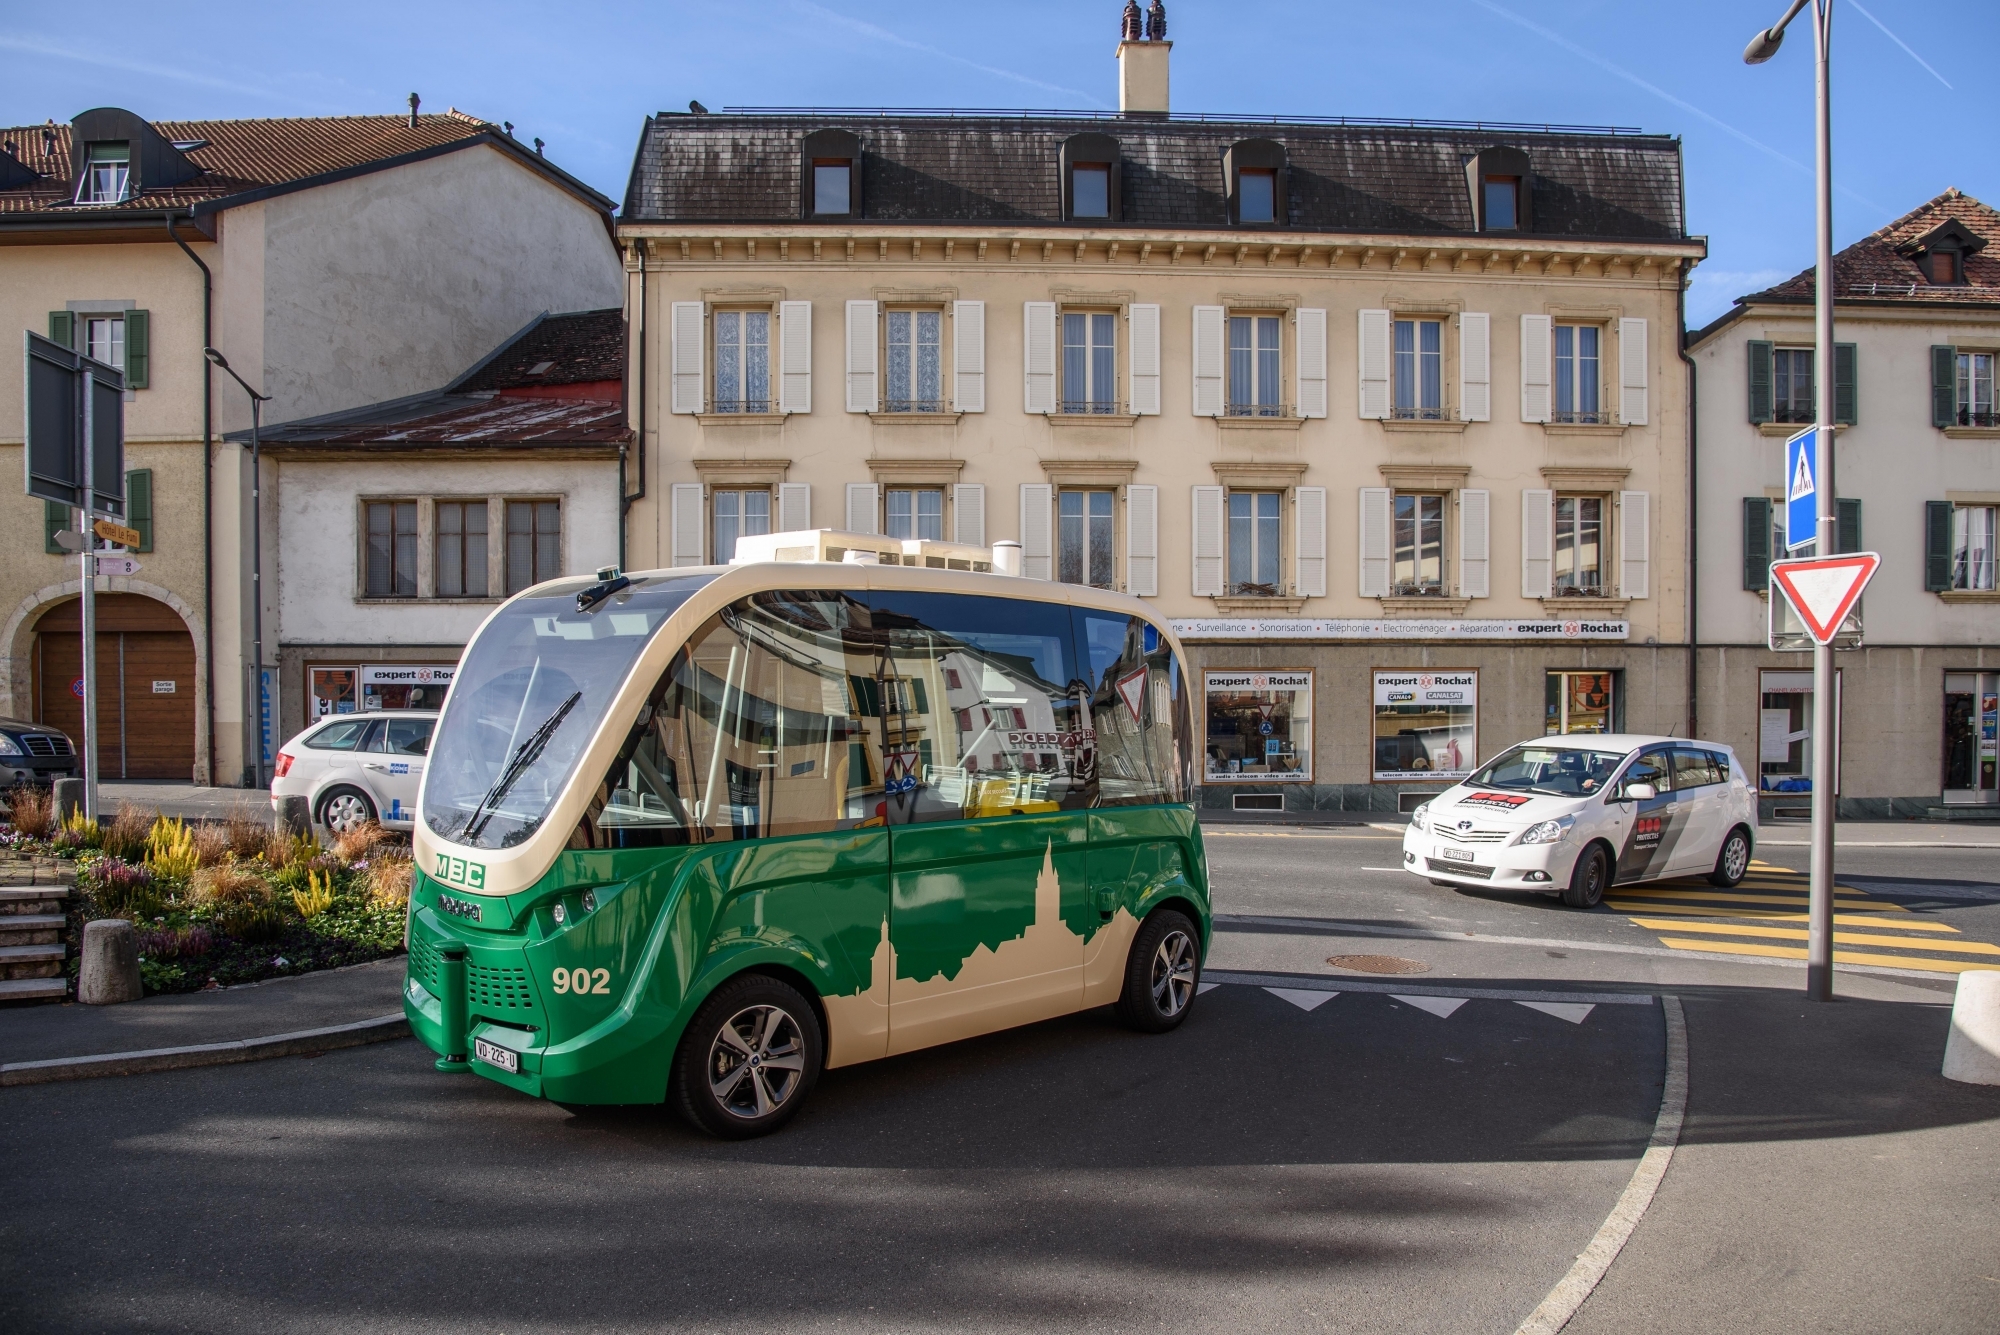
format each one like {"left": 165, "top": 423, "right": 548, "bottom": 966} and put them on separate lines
{"left": 0, "top": 33, "right": 339, "bottom": 112}
{"left": 788, "top": 2, "right": 1107, "bottom": 108}
{"left": 1847, "top": 0, "right": 1952, "bottom": 89}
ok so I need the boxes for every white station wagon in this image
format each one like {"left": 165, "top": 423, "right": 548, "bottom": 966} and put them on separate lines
{"left": 271, "top": 711, "right": 438, "bottom": 834}
{"left": 1401, "top": 734, "right": 1757, "bottom": 909}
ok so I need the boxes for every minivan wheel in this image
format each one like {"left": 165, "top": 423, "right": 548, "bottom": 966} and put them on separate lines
{"left": 674, "top": 974, "right": 823, "bottom": 1140}
{"left": 316, "top": 786, "right": 376, "bottom": 835}
{"left": 1562, "top": 844, "right": 1609, "bottom": 909}
{"left": 1116, "top": 909, "right": 1201, "bottom": 1033}
{"left": 1710, "top": 826, "right": 1753, "bottom": 888}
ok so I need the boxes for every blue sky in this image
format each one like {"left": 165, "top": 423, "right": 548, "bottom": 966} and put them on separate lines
{"left": 6, "top": 1, "right": 1993, "bottom": 325}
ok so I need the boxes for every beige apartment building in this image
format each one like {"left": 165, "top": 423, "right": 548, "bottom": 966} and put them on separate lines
{"left": 0, "top": 105, "right": 621, "bottom": 784}
{"left": 616, "top": 30, "right": 1703, "bottom": 815}
{"left": 1691, "top": 189, "right": 2000, "bottom": 819}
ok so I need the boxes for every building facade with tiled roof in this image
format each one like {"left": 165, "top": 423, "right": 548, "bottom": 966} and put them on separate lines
{"left": 1689, "top": 189, "right": 2000, "bottom": 817}
{"left": 616, "top": 15, "right": 1706, "bottom": 815}
{"left": 232, "top": 310, "right": 626, "bottom": 742}
{"left": 1, "top": 103, "right": 623, "bottom": 787}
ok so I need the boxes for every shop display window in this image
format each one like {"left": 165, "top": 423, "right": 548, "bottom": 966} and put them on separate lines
{"left": 1942, "top": 671, "right": 1998, "bottom": 805}
{"left": 1373, "top": 670, "right": 1476, "bottom": 781}
{"left": 1545, "top": 671, "right": 1615, "bottom": 734}
{"left": 1758, "top": 669, "right": 1840, "bottom": 795}
{"left": 1204, "top": 671, "right": 1311, "bottom": 783}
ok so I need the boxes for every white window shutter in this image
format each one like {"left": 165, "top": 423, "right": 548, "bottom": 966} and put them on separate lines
{"left": 1620, "top": 490, "right": 1651, "bottom": 598}
{"left": 1294, "top": 308, "right": 1328, "bottom": 419}
{"left": 1358, "top": 487, "right": 1392, "bottom": 597}
{"left": 1191, "top": 485, "right": 1225, "bottom": 596}
{"left": 1125, "top": 484, "right": 1159, "bottom": 596}
{"left": 1295, "top": 486, "right": 1327, "bottom": 597}
{"left": 1520, "top": 314, "right": 1552, "bottom": 423}
{"left": 1192, "top": 305, "right": 1225, "bottom": 417}
{"left": 1458, "top": 488, "right": 1490, "bottom": 598}
{"left": 1019, "top": 483, "right": 1053, "bottom": 579}
{"left": 953, "top": 483, "right": 985, "bottom": 548}
{"left": 777, "top": 300, "right": 812, "bottom": 414}
{"left": 670, "top": 301, "right": 704, "bottom": 414}
{"left": 845, "top": 300, "right": 878, "bottom": 413}
{"left": 1357, "top": 308, "right": 1391, "bottom": 420}
{"left": 845, "top": 482, "right": 879, "bottom": 535}
{"left": 777, "top": 481, "right": 810, "bottom": 533}
{"left": 1459, "top": 312, "right": 1491, "bottom": 422}
{"left": 1022, "top": 301, "right": 1057, "bottom": 414}
{"left": 671, "top": 482, "right": 705, "bottom": 565}
{"left": 1128, "top": 303, "right": 1161, "bottom": 415}
{"left": 952, "top": 300, "right": 985, "bottom": 412}
{"left": 1521, "top": 488, "right": 1554, "bottom": 598}
{"left": 1619, "top": 317, "right": 1650, "bottom": 426}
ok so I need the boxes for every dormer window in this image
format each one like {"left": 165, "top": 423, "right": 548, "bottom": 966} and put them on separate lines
{"left": 1902, "top": 218, "right": 1983, "bottom": 286}
{"left": 1060, "top": 132, "right": 1121, "bottom": 223}
{"left": 80, "top": 143, "right": 130, "bottom": 204}
{"left": 1224, "top": 139, "right": 1287, "bottom": 228}
{"left": 800, "top": 128, "right": 862, "bottom": 219}
{"left": 1467, "top": 145, "right": 1533, "bottom": 233}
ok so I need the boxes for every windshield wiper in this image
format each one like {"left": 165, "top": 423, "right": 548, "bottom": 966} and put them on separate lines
{"left": 463, "top": 691, "right": 582, "bottom": 844}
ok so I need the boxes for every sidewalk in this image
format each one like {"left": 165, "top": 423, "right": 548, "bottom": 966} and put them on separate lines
{"left": 0, "top": 956, "right": 405, "bottom": 1069}
{"left": 96, "top": 781, "right": 269, "bottom": 823}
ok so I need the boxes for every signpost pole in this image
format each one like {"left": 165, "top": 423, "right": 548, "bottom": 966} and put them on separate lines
{"left": 1806, "top": 0, "right": 1836, "bottom": 1002}
{"left": 78, "top": 391, "right": 99, "bottom": 823}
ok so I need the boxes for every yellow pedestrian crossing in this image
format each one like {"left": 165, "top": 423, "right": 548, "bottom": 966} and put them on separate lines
{"left": 1615, "top": 860, "right": 1999, "bottom": 975}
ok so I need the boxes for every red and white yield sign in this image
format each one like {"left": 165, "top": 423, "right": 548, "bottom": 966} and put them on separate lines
{"left": 1770, "top": 552, "right": 1881, "bottom": 645}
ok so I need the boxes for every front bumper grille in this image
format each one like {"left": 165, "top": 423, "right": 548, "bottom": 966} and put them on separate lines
{"left": 1427, "top": 857, "right": 1494, "bottom": 880}
{"left": 18, "top": 734, "right": 73, "bottom": 757}
{"left": 1434, "top": 825, "right": 1508, "bottom": 844}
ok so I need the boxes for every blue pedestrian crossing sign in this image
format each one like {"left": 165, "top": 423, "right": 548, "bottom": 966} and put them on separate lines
{"left": 1785, "top": 427, "right": 1819, "bottom": 552}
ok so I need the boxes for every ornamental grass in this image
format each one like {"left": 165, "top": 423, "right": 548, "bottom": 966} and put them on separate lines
{"left": 331, "top": 820, "right": 390, "bottom": 865}
{"left": 99, "top": 804, "right": 152, "bottom": 862}
{"left": 366, "top": 851, "right": 414, "bottom": 907}
{"left": 192, "top": 861, "right": 272, "bottom": 908}
{"left": 146, "top": 816, "right": 199, "bottom": 882}
{"left": 224, "top": 803, "right": 270, "bottom": 858}
{"left": 4, "top": 784, "right": 55, "bottom": 840}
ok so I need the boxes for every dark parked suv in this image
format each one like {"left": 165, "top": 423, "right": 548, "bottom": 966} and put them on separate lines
{"left": 0, "top": 717, "right": 79, "bottom": 787}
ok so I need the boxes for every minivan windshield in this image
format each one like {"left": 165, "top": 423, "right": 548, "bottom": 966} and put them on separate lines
{"left": 1465, "top": 743, "right": 1630, "bottom": 797}
{"left": 424, "top": 574, "right": 714, "bottom": 849}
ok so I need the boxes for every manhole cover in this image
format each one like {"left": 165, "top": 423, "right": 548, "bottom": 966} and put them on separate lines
{"left": 1326, "top": 954, "right": 1430, "bottom": 975}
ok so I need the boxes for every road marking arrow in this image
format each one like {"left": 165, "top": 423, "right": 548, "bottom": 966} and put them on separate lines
{"left": 1770, "top": 552, "right": 1881, "bottom": 645}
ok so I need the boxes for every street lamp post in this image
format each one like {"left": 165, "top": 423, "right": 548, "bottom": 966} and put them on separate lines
{"left": 1746, "top": 0, "right": 1838, "bottom": 1001}
{"left": 204, "top": 347, "right": 273, "bottom": 793}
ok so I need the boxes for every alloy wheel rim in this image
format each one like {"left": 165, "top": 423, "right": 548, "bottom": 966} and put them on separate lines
{"left": 1725, "top": 837, "right": 1749, "bottom": 880}
{"left": 708, "top": 1004, "right": 805, "bottom": 1119}
{"left": 324, "top": 795, "right": 370, "bottom": 832}
{"left": 1150, "top": 929, "right": 1197, "bottom": 1017}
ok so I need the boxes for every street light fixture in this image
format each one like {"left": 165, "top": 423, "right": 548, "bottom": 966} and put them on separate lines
{"left": 204, "top": 346, "right": 275, "bottom": 793}
{"left": 1745, "top": 0, "right": 1838, "bottom": 1003}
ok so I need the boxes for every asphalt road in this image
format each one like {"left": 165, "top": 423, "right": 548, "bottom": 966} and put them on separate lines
{"left": 3, "top": 826, "right": 1996, "bottom": 1334}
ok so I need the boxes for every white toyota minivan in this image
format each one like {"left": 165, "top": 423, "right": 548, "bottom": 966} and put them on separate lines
{"left": 1401, "top": 735, "right": 1756, "bottom": 908}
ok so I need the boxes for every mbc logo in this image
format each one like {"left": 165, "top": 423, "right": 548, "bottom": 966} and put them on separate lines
{"left": 433, "top": 853, "right": 486, "bottom": 891}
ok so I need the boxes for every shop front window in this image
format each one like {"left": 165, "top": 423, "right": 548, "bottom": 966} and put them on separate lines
{"left": 1759, "top": 669, "right": 1840, "bottom": 795}
{"left": 1373, "top": 670, "right": 1477, "bottom": 781}
{"left": 1203, "top": 670, "right": 1311, "bottom": 783}
{"left": 1545, "top": 670, "right": 1615, "bottom": 734}
{"left": 1943, "top": 671, "right": 1999, "bottom": 804}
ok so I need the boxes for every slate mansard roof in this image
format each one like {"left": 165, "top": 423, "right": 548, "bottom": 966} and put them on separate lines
{"left": 622, "top": 111, "right": 1687, "bottom": 242}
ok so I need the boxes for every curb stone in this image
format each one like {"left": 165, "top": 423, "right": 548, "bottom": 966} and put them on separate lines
{"left": 0, "top": 1012, "right": 410, "bottom": 1087}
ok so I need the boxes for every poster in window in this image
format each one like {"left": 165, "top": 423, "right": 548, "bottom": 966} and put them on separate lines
{"left": 1204, "top": 671, "right": 1311, "bottom": 783}
{"left": 1373, "top": 670, "right": 1477, "bottom": 781}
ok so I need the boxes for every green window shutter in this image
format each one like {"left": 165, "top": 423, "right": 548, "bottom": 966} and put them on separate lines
{"left": 48, "top": 311, "right": 73, "bottom": 348}
{"left": 123, "top": 309, "right": 150, "bottom": 389}
{"left": 1933, "top": 346, "right": 1957, "bottom": 428}
{"left": 1925, "top": 500, "right": 1954, "bottom": 591}
{"left": 1833, "top": 342, "right": 1857, "bottom": 425}
{"left": 44, "top": 500, "right": 68, "bottom": 555}
{"left": 125, "top": 469, "right": 153, "bottom": 551}
{"left": 1836, "top": 497, "right": 1861, "bottom": 554}
{"left": 1743, "top": 497, "right": 1771, "bottom": 592}
{"left": 1747, "top": 340, "right": 1773, "bottom": 424}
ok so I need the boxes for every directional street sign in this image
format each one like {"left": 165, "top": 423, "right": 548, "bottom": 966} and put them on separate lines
{"left": 93, "top": 555, "right": 142, "bottom": 577}
{"left": 1771, "top": 552, "right": 1881, "bottom": 645}
{"left": 93, "top": 518, "right": 142, "bottom": 548}
{"left": 1785, "top": 426, "right": 1819, "bottom": 551}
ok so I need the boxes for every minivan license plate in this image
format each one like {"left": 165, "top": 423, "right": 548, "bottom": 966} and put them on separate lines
{"left": 1440, "top": 847, "right": 1474, "bottom": 862}
{"left": 473, "top": 1037, "right": 519, "bottom": 1073}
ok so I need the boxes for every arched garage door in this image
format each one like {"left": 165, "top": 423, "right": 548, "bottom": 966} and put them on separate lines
{"left": 33, "top": 594, "right": 198, "bottom": 781}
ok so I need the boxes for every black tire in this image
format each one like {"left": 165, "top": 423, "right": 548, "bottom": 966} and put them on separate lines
{"left": 673, "top": 974, "right": 823, "bottom": 1139}
{"left": 315, "top": 785, "right": 376, "bottom": 834}
{"left": 1709, "top": 825, "right": 1753, "bottom": 888}
{"left": 1562, "top": 844, "right": 1609, "bottom": 909}
{"left": 1115, "top": 908, "right": 1201, "bottom": 1033}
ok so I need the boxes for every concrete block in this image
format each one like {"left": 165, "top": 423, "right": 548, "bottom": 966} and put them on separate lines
{"left": 1942, "top": 969, "right": 2000, "bottom": 1086}
{"left": 52, "top": 778, "right": 82, "bottom": 825}
{"left": 276, "top": 795, "right": 312, "bottom": 836}
{"left": 78, "top": 918, "right": 143, "bottom": 1006}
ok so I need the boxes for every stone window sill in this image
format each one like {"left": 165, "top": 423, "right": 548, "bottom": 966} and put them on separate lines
{"left": 697, "top": 412, "right": 788, "bottom": 426}
{"left": 1378, "top": 595, "right": 1471, "bottom": 616}
{"left": 1544, "top": 421, "right": 1627, "bottom": 438}
{"left": 1215, "top": 415, "right": 1303, "bottom": 432}
{"left": 1542, "top": 596, "right": 1631, "bottom": 617}
{"left": 1936, "top": 589, "right": 2000, "bottom": 603}
{"left": 1942, "top": 426, "right": 2000, "bottom": 439}
{"left": 1047, "top": 411, "right": 1139, "bottom": 428}
{"left": 1211, "top": 596, "right": 1308, "bottom": 614}
{"left": 1756, "top": 421, "right": 1849, "bottom": 437}
{"left": 1380, "top": 417, "right": 1469, "bottom": 434}
{"left": 869, "top": 411, "right": 963, "bottom": 426}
